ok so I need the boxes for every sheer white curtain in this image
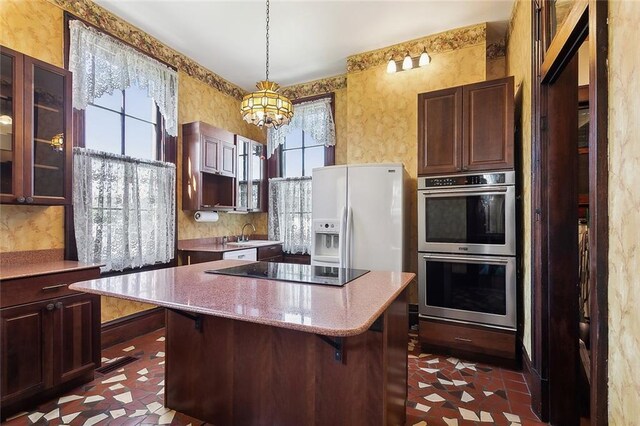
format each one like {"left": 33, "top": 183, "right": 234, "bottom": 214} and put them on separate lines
{"left": 73, "top": 148, "right": 176, "bottom": 272}
{"left": 267, "top": 97, "right": 335, "bottom": 158}
{"left": 68, "top": 20, "right": 179, "bottom": 136}
{"left": 268, "top": 177, "right": 312, "bottom": 254}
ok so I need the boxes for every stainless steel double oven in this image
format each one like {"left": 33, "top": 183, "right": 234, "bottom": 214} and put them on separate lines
{"left": 417, "top": 171, "right": 516, "bottom": 329}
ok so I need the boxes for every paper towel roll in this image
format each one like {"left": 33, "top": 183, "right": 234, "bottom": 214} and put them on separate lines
{"left": 194, "top": 211, "right": 219, "bottom": 222}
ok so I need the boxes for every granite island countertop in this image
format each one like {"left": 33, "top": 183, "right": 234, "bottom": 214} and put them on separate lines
{"left": 70, "top": 260, "right": 414, "bottom": 337}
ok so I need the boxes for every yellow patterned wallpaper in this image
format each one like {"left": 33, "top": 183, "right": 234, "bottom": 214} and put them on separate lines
{"left": 608, "top": 0, "right": 640, "bottom": 421}
{"left": 346, "top": 45, "right": 486, "bottom": 300}
{"left": 506, "top": 0, "right": 533, "bottom": 357}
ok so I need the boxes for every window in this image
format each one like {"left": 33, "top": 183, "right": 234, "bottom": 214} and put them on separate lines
{"left": 280, "top": 128, "right": 326, "bottom": 177}
{"left": 85, "top": 86, "right": 160, "bottom": 161}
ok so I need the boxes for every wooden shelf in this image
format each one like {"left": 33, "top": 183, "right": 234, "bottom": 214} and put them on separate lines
{"left": 33, "top": 163, "right": 60, "bottom": 170}
{"left": 34, "top": 103, "right": 60, "bottom": 113}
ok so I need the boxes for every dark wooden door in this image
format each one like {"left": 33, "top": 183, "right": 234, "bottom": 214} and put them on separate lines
{"left": 23, "top": 56, "right": 72, "bottom": 205}
{"left": 0, "top": 46, "right": 25, "bottom": 204}
{"left": 462, "top": 77, "right": 514, "bottom": 171}
{"left": 417, "top": 87, "right": 463, "bottom": 175}
{"left": 54, "top": 294, "right": 101, "bottom": 384}
{"left": 202, "top": 136, "right": 220, "bottom": 173}
{"left": 0, "top": 300, "right": 52, "bottom": 404}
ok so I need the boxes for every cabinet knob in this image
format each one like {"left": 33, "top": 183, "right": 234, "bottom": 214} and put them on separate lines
{"left": 46, "top": 303, "right": 55, "bottom": 311}
{"left": 16, "top": 196, "right": 25, "bottom": 203}
{"left": 26, "top": 196, "right": 34, "bottom": 204}
{"left": 55, "top": 302, "right": 63, "bottom": 310}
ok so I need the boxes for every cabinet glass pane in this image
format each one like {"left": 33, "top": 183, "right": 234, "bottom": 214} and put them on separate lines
{"left": 251, "top": 143, "right": 264, "bottom": 209}
{"left": 0, "top": 53, "right": 14, "bottom": 195}
{"left": 124, "top": 117, "right": 156, "bottom": 160}
{"left": 85, "top": 106, "right": 121, "bottom": 155}
{"left": 549, "top": 0, "right": 576, "bottom": 46}
{"left": 237, "top": 141, "right": 249, "bottom": 210}
{"left": 32, "top": 65, "right": 64, "bottom": 197}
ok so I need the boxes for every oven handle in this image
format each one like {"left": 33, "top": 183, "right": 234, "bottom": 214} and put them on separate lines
{"left": 420, "top": 186, "right": 510, "bottom": 195}
{"left": 422, "top": 254, "right": 512, "bottom": 265}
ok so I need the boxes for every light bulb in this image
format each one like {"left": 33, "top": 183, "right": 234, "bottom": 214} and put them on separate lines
{"left": 402, "top": 53, "right": 413, "bottom": 70}
{"left": 419, "top": 50, "right": 431, "bottom": 67}
{"left": 386, "top": 58, "right": 397, "bottom": 74}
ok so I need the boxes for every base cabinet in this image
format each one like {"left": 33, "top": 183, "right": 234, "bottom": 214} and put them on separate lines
{"left": 0, "top": 268, "right": 101, "bottom": 419}
{"left": 419, "top": 318, "right": 516, "bottom": 366}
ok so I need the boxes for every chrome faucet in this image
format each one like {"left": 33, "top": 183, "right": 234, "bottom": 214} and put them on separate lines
{"left": 240, "top": 223, "right": 256, "bottom": 242}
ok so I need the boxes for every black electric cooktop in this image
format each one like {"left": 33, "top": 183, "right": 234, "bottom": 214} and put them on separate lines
{"left": 205, "top": 262, "right": 369, "bottom": 287}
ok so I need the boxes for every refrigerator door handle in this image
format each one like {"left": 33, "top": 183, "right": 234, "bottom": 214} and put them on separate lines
{"left": 338, "top": 206, "right": 347, "bottom": 269}
{"left": 345, "top": 207, "right": 353, "bottom": 269}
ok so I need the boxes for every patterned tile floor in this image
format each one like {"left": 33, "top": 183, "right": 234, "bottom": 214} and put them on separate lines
{"left": 4, "top": 330, "right": 546, "bottom": 426}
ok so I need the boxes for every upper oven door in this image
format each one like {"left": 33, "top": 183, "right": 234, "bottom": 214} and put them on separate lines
{"left": 418, "top": 185, "right": 516, "bottom": 255}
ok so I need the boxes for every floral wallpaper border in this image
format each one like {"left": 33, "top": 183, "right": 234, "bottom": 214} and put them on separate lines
{"left": 486, "top": 40, "right": 507, "bottom": 60}
{"left": 280, "top": 75, "right": 347, "bottom": 100}
{"left": 347, "top": 23, "right": 487, "bottom": 73}
{"left": 47, "top": 0, "right": 246, "bottom": 100}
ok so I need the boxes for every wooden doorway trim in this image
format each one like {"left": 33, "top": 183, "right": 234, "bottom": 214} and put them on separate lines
{"left": 530, "top": 0, "right": 608, "bottom": 424}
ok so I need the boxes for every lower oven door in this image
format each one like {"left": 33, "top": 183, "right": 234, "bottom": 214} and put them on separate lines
{"left": 418, "top": 253, "right": 516, "bottom": 329}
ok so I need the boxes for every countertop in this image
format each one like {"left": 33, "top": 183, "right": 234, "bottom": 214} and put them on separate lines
{"left": 0, "top": 261, "right": 102, "bottom": 281}
{"left": 70, "top": 260, "right": 414, "bottom": 337}
{"left": 177, "top": 240, "right": 282, "bottom": 253}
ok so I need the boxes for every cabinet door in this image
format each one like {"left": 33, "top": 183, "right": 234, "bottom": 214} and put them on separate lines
{"left": 54, "top": 294, "right": 100, "bottom": 383}
{"left": 201, "top": 136, "right": 220, "bottom": 173}
{"left": 219, "top": 140, "right": 236, "bottom": 177}
{"left": 462, "top": 77, "right": 514, "bottom": 171}
{"left": 0, "top": 47, "right": 25, "bottom": 204}
{"left": 418, "top": 87, "right": 463, "bottom": 175}
{"left": 235, "top": 137, "right": 249, "bottom": 211}
{"left": 0, "top": 300, "right": 52, "bottom": 404}
{"left": 250, "top": 142, "right": 265, "bottom": 211}
{"left": 23, "top": 56, "right": 72, "bottom": 204}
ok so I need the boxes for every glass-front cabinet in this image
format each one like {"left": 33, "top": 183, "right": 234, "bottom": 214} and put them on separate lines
{"left": 235, "top": 135, "right": 266, "bottom": 212}
{"left": 0, "top": 45, "right": 72, "bottom": 205}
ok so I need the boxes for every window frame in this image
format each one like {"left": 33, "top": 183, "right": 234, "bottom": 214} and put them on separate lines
{"left": 63, "top": 12, "right": 178, "bottom": 270}
{"left": 268, "top": 93, "right": 336, "bottom": 179}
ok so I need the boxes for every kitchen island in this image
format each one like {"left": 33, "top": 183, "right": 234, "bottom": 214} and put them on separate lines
{"left": 70, "top": 260, "right": 414, "bottom": 425}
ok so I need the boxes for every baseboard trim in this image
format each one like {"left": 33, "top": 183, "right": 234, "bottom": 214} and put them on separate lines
{"left": 101, "top": 307, "right": 165, "bottom": 349}
{"left": 521, "top": 342, "right": 548, "bottom": 422}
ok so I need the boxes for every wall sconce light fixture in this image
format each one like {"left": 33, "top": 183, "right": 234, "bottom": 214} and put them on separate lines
{"left": 387, "top": 48, "right": 431, "bottom": 74}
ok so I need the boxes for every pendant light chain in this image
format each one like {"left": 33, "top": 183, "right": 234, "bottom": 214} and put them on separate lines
{"left": 265, "top": 0, "right": 270, "bottom": 82}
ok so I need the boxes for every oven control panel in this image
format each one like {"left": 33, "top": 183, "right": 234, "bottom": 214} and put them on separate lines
{"left": 419, "top": 171, "right": 515, "bottom": 189}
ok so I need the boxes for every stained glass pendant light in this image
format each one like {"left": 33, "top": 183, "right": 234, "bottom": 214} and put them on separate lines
{"left": 241, "top": 0, "right": 293, "bottom": 129}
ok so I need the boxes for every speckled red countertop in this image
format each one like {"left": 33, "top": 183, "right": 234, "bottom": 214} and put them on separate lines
{"left": 177, "top": 238, "right": 281, "bottom": 253}
{"left": 70, "top": 260, "right": 414, "bottom": 337}
{"left": 0, "top": 261, "right": 102, "bottom": 281}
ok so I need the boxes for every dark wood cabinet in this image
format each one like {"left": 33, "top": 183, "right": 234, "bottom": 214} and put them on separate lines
{"left": 419, "top": 318, "right": 516, "bottom": 365}
{"left": 418, "top": 76, "right": 514, "bottom": 175}
{"left": 257, "top": 244, "right": 283, "bottom": 262}
{"left": 182, "top": 122, "right": 236, "bottom": 210}
{"left": 0, "top": 267, "right": 101, "bottom": 418}
{"left": 0, "top": 45, "right": 72, "bottom": 205}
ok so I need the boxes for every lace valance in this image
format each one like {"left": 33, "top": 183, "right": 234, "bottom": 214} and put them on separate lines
{"left": 69, "top": 20, "right": 179, "bottom": 136}
{"left": 267, "top": 97, "right": 335, "bottom": 158}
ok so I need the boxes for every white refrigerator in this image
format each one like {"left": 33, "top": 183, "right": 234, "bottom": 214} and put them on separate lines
{"left": 311, "top": 163, "right": 406, "bottom": 272}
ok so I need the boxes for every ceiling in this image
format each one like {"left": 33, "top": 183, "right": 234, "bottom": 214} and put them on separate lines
{"left": 93, "top": 0, "right": 515, "bottom": 91}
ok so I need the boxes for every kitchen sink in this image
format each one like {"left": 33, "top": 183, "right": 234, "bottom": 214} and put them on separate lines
{"left": 226, "top": 240, "right": 282, "bottom": 247}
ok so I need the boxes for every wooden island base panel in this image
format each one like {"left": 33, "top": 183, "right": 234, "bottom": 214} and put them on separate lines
{"left": 69, "top": 260, "right": 414, "bottom": 426}
{"left": 166, "top": 290, "right": 407, "bottom": 426}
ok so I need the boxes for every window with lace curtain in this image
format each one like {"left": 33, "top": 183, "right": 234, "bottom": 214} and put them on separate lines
{"left": 66, "top": 18, "right": 177, "bottom": 272}
{"left": 267, "top": 94, "right": 336, "bottom": 255}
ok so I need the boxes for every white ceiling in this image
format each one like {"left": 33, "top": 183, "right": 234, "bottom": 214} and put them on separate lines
{"left": 93, "top": 0, "right": 514, "bottom": 91}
